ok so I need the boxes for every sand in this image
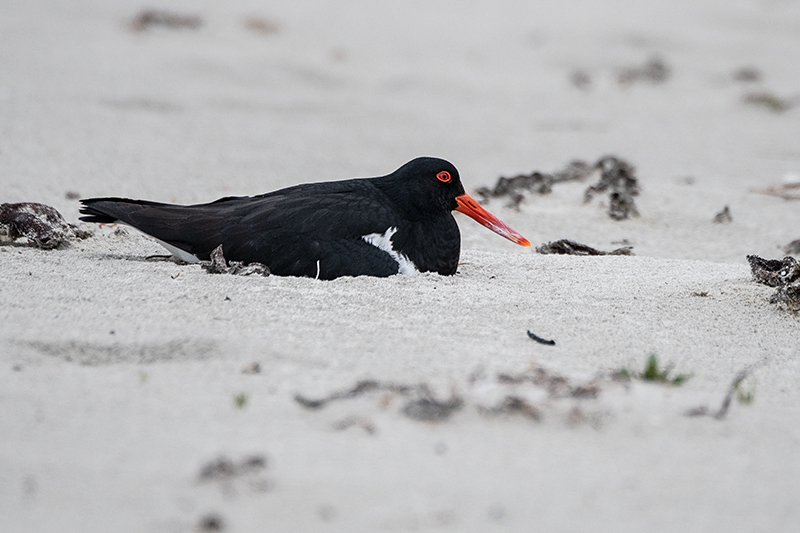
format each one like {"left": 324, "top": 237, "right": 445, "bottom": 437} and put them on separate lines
{"left": 2, "top": 0, "right": 800, "bottom": 531}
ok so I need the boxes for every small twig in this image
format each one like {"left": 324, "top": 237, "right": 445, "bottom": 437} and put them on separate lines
{"left": 713, "top": 367, "right": 755, "bottom": 420}
{"left": 685, "top": 361, "right": 763, "bottom": 419}
{"left": 527, "top": 330, "right": 556, "bottom": 346}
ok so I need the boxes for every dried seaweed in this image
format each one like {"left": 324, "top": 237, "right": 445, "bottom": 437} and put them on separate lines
{"left": 565, "top": 406, "right": 604, "bottom": 428}
{"left": 477, "top": 155, "right": 639, "bottom": 219}
{"left": 583, "top": 156, "right": 640, "bottom": 220}
{"left": 294, "top": 380, "right": 413, "bottom": 410}
{"left": 474, "top": 367, "right": 601, "bottom": 424}
{"left": 569, "top": 69, "right": 592, "bottom": 91}
{"left": 130, "top": 10, "right": 203, "bottom": 32}
{"left": 402, "top": 392, "right": 463, "bottom": 422}
{"left": 241, "top": 362, "right": 261, "bottom": 374}
{"left": 197, "top": 454, "right": 271, "bottom": 499}
{"left": 751, "top": 182, "right": 800, "bottom": 200}
{"left": 712, "top": 205, "right": 732, "bottom": 224}
{"left": 0, "top": 202, "right": 91, "bottom": 249}
{"left": 495, "top": 368, "right": 600, "bottom": 399}
{"left": 296, "top": 379, "right": 460, "bottom": 422}
{"left": 243, "top": 16, "right": 280, "bottom": 35}
{"left": 478, "top": 396, "right": 542, "bottom": 421}
{"left": 331, "top": 416, "right": 376, "bottom": 434}
{"left": 771, "top": 285, "right": 800, "bottom": 311}
{"left": 618, "top": 57, "right": 671, "bottom": 86}
{"left": 747, "top": 255, "right": 800, "bottom": 287}
{"left": 475, "top": 160, "right": 594, "bottom": 209}
{"left": 535, "top": 239, "right": 634, "bottom": 256}
{"left": 197, "top": 514, "right": 224, "bottom": 531}
{"left": 783, "top": 239, "right": 800, "bottom": 255}
{"left": 295, "top": 365, "right": 602, "bottom": 427}
{"left": 742, "top": 92, "right": 796, "bottom": 113}
{"left": 199, "top": 455, "right": 267, "bottom": 482}
{"left": 732, "top": 67, "right": 762, "bottom": 83}
{"left": 200, "top": 244, "right": 270, "bottom": 276}
{"left": 747, "top": 255, "right": 800, "bottom": 311}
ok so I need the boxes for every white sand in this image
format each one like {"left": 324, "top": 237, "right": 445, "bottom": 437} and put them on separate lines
{"left": 2, "top": 0, "right": 800, "bottom": 531}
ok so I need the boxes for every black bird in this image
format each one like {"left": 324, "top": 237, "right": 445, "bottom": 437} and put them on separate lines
{"left": 80, "top": 157, "right": 530, "bottom": 280}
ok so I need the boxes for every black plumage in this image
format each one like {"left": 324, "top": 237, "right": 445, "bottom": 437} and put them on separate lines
{"left": 80, "top": 157, "right": 529, "bottom": 279}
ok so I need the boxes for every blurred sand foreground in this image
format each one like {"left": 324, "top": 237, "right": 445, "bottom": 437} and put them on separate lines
{"left": 2, "top": 1, "right": 799, "bottom": 531}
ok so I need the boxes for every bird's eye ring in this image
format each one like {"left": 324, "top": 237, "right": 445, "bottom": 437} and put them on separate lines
{"left": 437, "top": 171, "right": 451, "bottom": 183}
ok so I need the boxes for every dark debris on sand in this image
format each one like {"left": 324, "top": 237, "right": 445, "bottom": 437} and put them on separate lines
{"left": 473, "top": 367, "right": 603, "bottom": 427}
{"left": 477, "top": 156, "right": 640, "bottom": 219}
{"left": 475, "top": 159, "right": 594, "bottom": 210}
{"left": 618, "top": 56, "right": 671, "bottom": 86}
{"left": 742, "top": 92, "right": 797, "bottom": 113}
{"left": 747, "top": 255, "right": 800, "bottom": 311}
{"left": 198, "top": 454, "right": 272, "bottom": 498}
{"left": 535, "top": 239, "right": 633, "bottom": 256}
{"left": 752, "top": 181, "right": 800, "bottom": 200}
{"left": 712, "top": 205, "right": 732, "bottom": 224}
{"left": 526, "top": 330, "right": 556, "bottom": 346}
{"left": 330, "top": 415, "right": 377, "bottom": 435}
{"left": 0, "top": 202, "right": 91, "bottom": 249}
{"left": 197, "top": 513, "right": 225, "bottom": 532}
{"left": 295, "top": 365, "right": 604, "bottom": 427}
{"left": 478, "top": 395, "right": 543, "bottom": 421}
{"left": 199, "top": 455, "right": 267, "bottom": 482}
{"left": 783, "top": 239, "right": 800, "bottom": 256}
{"left": 732, "top": 66, "right": 762, "bottom": 83}
{"left": 243, "top": 16, "right": 280, "bottom": 35}
{"left": 201, "top": 244, "right": 270, "bottom": 276}
{"left": 569, "top": 69, "right": 592, "bottom": 91}
{"left": 295, "top": 379, "right": 453, "bottom": 422}
{"left": 130, "top": 10, "right": 203, "bottom": 32}
{"left": 493, "top": 368, "right": 600, "bottom": 400}
{"left": 402, "top": 393, "right": 463, "bottom": 422}
{"left": 294, "top": 379, "right": 415, "bottom": 410}
{"left": 747, "top": 255, "right": 800, "bottom": 287}
{"left": 583, "top": 156, "right": 640, "bottom": 220}
{"left": 295, "top": 380, "right": 460, "bottom": 423}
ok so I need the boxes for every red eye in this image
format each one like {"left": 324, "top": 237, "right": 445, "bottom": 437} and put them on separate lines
{"left": 437, "top": 171, "right": 451, "bottom": 183}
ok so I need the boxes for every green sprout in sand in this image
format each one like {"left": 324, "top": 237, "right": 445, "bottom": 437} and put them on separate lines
{"left": 234, "top": 392, "right": 249, "bottom": 409}
{"left": 735, "top": 380, "right": 756, "bottom": 404}
{"left": 617, "top": 353, "right": 692, "bottom": 386}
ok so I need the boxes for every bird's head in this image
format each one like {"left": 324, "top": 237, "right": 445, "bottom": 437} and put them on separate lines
{"left": 388, "top": 157, "right": 530, "bottom": 247}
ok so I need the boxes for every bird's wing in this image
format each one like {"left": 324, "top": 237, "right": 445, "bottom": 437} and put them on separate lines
{"left": 81, "top": 180, "right": 405, "bottom": 278}
{"left": 220, "top": 181, "right": 405, "bottom": 277}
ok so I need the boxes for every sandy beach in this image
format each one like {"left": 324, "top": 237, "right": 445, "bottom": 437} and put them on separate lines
{"left": 2, "top": 1, "right": 800, "bottom": 531}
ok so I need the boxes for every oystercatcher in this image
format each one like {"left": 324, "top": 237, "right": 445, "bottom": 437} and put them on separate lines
{"left": 80, "top": 157, "right": 530, "bottom": 279}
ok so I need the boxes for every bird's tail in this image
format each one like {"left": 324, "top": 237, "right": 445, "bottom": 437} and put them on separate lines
{"left": 79, "top": 197, "right": 227, "bottom": 260}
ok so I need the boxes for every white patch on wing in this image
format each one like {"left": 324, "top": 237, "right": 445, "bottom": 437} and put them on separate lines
{"left": 153, "top": 238, "right": 201, "bottom": 263}
{"left": 116, "top": 221, "right": 201, "bottom": 263}
{"left": 361, "top": 227, "right": 419, "bottom": 275}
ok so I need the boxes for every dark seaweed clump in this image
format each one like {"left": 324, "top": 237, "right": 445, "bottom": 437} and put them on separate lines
{"left": 0, "top": 202, "right": 91, "bottom": 249}
{"left": 535, "top": 239, "right": 633, "bottom": 256}
{"left": 476, "top": 156, "right": 640, "bottom": 220}
{"left": 747, "top": 255, "right": 800, "bottom": 311}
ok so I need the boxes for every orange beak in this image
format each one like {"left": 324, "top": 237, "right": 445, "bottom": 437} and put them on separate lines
{"left": 455, "top": 193, "right": 531, "bottom": 247}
